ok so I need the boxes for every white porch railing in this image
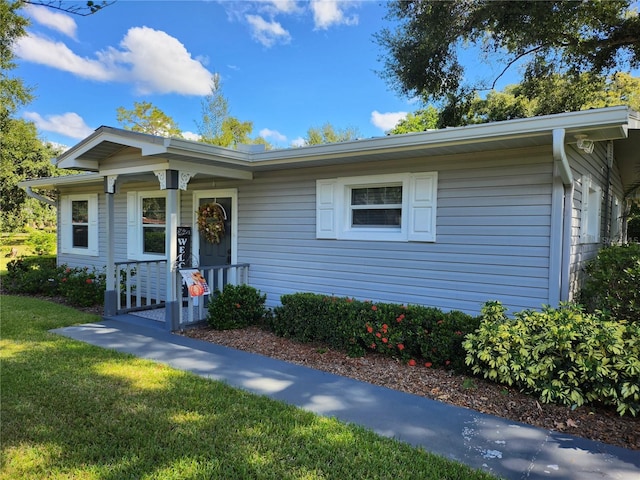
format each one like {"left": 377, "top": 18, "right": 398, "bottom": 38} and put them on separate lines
{"left": 177, "top": 263, "right": 250, "bottom": 326}
{"left": 115, "top": 260, "right": 168, "bottom": 313}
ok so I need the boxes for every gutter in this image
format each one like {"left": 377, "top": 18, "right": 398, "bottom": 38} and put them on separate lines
{"left": 24, "top": 186, "right": 56, "bottom": 207}
{"left": 550, "top": 129, "right": 574, "bottom": 304}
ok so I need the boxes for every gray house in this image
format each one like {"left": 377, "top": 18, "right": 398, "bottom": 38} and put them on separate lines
{"left": 20, "top": 106, "right": 640, "bottom": 330}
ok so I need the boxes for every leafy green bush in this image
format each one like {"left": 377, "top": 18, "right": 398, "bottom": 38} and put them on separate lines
{"left": 207, "top": 284, "right": 268, "bottom": 330}
{"left": 3, "top": 256, "right": 59, "bottom": 295}
{"left": 464, "top": 301, "right": 640, "bottom": 416}
{"left": 57, "top": 266, "right": 106, "bottom": 307}
{"left": 4, "top": 257, "right": 105, "bottom": 307}
{"left": 580, "top": 243, "right": 640, "bottom": 323}
{"left": 270, "top": 293, "right": 479, "bottom": 367}
{"left": 25, "top": 229, "right": 56, "bottom": 255}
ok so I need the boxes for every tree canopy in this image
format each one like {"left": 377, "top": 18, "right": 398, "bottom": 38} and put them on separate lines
{"left": 196, "top": 76, "right": 270, "bottom": 149}
{"left": 303, "top": 123, "right": 361, "bottom": 145}
{"left": 388, "top": 73, "right": 640, "bottom": 133}
{"left": 116, "top": 101, "right": 182, "bottom": 137}
{"left": 376, "top": 0, "right": 640, "bottom": 108}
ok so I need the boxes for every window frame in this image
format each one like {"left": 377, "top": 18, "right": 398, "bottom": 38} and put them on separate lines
{"left": 580, "top": 175, "right": 603, "bottom": 244}
{"left": 127, "top": 191, "right": 167, "bottom": 260}
{"left": 60, "top": 194, "right": 99, "bottom": 256}
{"left": 317, "top": 172, "right": 437, "bottom": 242}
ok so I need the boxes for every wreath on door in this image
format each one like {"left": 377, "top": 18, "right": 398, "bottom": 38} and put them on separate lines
{"left": 197, "top": 203, "right": 226, "bottom": 244}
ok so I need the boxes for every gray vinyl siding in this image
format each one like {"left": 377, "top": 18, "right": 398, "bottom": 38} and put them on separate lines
{"left": 567, "top": 141, "right": 624, "bottom": 299}
{"left": 237, "top": 148, "right": 554, "bottom": 315}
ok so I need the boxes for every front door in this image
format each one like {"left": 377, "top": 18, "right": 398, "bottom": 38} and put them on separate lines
{"left": 198, "top": 197, "right": 232, "bottom": 267}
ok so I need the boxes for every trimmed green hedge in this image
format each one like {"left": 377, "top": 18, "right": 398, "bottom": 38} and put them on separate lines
{"left": 4, "top": 257, "right": 105, "bottom": 307}
{"left": 269, "top": 293, "right": 480, "bottom": 370}
{"left": 464, "top": 301, "right": 640, "bottom": 416}
{"left": 207, "top": 284, "right": 268, "bottom": 330}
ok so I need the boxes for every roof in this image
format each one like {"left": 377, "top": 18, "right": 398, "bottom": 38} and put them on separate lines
{"left": 20, "top": 106, "right": 640, "bottom": 192}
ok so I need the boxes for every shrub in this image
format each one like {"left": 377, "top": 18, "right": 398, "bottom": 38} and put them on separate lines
{"left": 3, "top": 256, "right": 59, "bottom": 295}
{"left": 464, "top": 301, "right": 640, "bottom": 416}
{"left": 580, "top": 243, "right": 640, "bottom": 323}
{"left": 57, "top": 266, "right": 106, "bottom": 307}
{"left": 207, "top": 284, "right": 268, "bottom": 330}
{"left": 25, "top": 230, "right": 56, "bottom": 255}
{"left": 270, "top": 292, "right": 479, "bottom": 367}
{"left": 4, "top": 257, "right": 105, "bottom": 307}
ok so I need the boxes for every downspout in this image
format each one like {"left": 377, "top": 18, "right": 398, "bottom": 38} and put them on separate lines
{"left": 25, "top": 186, "right": 56, "bottom": 206}
{"left": 552, "top": 129, "right": 574, "bottom": 303}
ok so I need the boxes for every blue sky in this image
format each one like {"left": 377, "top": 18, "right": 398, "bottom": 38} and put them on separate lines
{"left": 12, "top": 0, "right": 582, "bottom": 149}
{"left": 17, "top": 0, "right": 423, "bottom": 149}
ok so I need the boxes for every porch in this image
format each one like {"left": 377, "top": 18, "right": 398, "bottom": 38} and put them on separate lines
{"left": 106, "top": 261, "right": 250, "bottom": 331}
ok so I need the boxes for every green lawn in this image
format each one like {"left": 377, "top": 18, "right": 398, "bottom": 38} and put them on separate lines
{"left": 0, "top": 295, "right": 498, "bottom": 479}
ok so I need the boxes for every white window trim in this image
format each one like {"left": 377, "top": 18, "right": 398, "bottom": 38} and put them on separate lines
{"left": 610, "top": 196, "right": 622, "bottom": 243}
{"left": 316, "top": 172, "right": 437, "bottom": 242}
{"left": 127, "top": 191, "right": 167, "bottom": 260}
{"left": 580, "top": 175, "right": 602, "bottom": 244}
{"left": 60, "top": 194, "right": 99, "bottom": 256}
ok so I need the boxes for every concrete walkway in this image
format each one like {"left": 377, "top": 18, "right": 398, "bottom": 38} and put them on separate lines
{"left": 52, "top": 318, "right": 640, "bottom": 480}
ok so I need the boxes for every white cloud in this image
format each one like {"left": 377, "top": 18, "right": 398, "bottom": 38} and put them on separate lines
{"left": 310, "top": 0, "right": 359, "bottom": 30}
{"left": 15, "top": 27, "right": 212, "bottom": 96}
{"left": 181, "top": 131, "right": 201, "bottom": 141}
{"left": 24, "top": 112, "right": 94, "bottom": 139}
{"left": 290, "top": 136, "right": 306, "bottom": 147}
{"left": 14, "top": 34, "right": 114, "bottom": 80}
{"left": 245, "top": 14, "right": 291, "bottom": 47}
{"left": 259, "top": 128, "right": 287, "bottom": 143}
{"left": 262, "top": 0, "right": 301, "bottom": 14}
{"left": 371, "top": 110, "right": 408, "bottom": 132}
{"left": 101, "top": 27, "right": 212, "bottom": 95}
{"left": 25, "top": 4, "right": 77, "bottom": 39}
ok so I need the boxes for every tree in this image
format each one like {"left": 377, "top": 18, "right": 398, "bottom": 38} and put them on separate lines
{"left": 376, "top": 1, "right": 640, "bottom": 106}
{"left": 390, "top": 73, "right": 640, "bottom": 132}
{"left": 1, "top": 0, "right": 32, "bottom": 132}
{"left": 303, "top": 123, "right": 360, "bottom": 145}
{"left": 0, "top": 119, "right": 61, "bottom": 230}
{"left": 23, "top": 0, "right": 113, "bottom": 16}
{"left": 116, "top": 101, "right": 182, "bottom": 137}
{"left": 196, "top": 74, "right": 229, "bottom": 143}
{"left": 196, "top": 77, "right": 270, "bottom": 149}
{"left": 389, "top": 106, "right": 439, "bottom": 134}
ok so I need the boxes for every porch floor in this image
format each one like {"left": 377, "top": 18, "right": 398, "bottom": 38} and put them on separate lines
{"left": 109, "top": 305, "right": 205, "bottom": 331}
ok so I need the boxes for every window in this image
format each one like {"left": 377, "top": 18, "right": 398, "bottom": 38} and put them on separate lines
{"left": 60, "top": 194, "right": 98, "bottom": 256}
{"left": 351, "top": 185, "right": 403, "bottom": 228}
{"left": 317, "top": 172, "right": 437, "bottom": 242}
{"left": 127, "top": 192, "right": 166, "bottom": 259}
{"left": 580, "top": 175, "right": 602, "bottom": 244}
{"left": 142, "top": 197, "right": 166, "bottom": 254}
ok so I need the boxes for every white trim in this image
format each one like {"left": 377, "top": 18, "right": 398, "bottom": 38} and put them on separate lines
{"left": 580, "top": 175, "right": 602, "bottom": 244}
{"left": 192, "top": 189, "right": 238, "bottom": 266}
{"left": 60, "top": 193, "right": 99, "bottom": 256}
{"left": 317, "top": 172, "right": 437, "bottom": 242}
{"left": 127, "top": 191, "right": 168, "bottom": 260}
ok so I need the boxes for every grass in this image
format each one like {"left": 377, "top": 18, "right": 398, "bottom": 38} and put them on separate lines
{"left": 0, "top": 295, "right": 498, "bottom": 480}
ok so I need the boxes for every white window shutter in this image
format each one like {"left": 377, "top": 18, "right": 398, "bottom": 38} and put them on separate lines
{"left": 60, "top": 196, "right": 71, "bottom": 254}
{"left": 127, "top": 192, "right": 139, "bottom": 258}
{"left": 408, "top": 172, "right": 437, "bottom": 242}
{"left": 87, "top": 194, "right": 99, "bottom": 256}
{"left": 316, "top": 179, "right": 337, "bottom": 239}
{"left": 580, "top": 176, "right": 590, "bottom": 243}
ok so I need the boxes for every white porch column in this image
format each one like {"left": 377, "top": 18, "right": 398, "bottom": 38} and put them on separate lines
{"left": 103, "top": 175, "right": 118, "bottom": 316}
{"left": 158, "top": 170, "right": 180, "bottom": 330}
